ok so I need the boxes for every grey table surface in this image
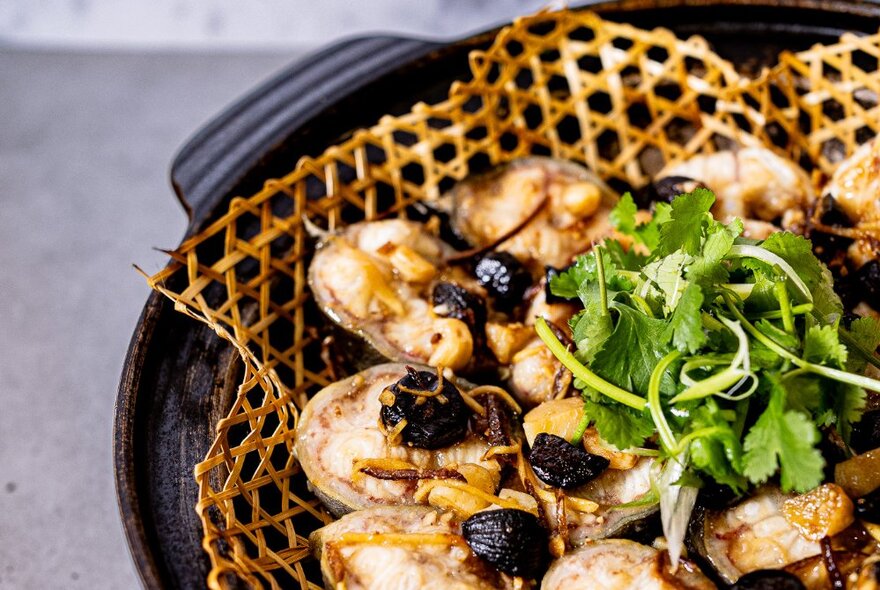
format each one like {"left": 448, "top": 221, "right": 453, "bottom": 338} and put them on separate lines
{"left": 0, "top": 48, "right": 299, "bottom": 589}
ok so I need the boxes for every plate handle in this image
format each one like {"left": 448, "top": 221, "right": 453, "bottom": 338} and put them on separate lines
{"left": 170, "top": 35, "right": 441, "bottom": 226}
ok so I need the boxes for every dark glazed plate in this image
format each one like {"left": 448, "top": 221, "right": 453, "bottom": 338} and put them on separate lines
{"left": 114, "top": 1, "right": 880, "bottom": 588}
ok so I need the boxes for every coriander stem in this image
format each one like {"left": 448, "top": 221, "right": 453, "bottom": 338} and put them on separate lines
{"left": 723, "top": 293, "right": 799, "bottom": 361}
{"left": 732, "top": 398, "right": 749, "bottom": 437}
{"left": 747, "top": 303, "right": 813, "bottom": 320}
{"left": 781, "top": 367, "right": 811, "bottom": 381}
{"left": 626, "top": 447, "right": 661, "bottom": 457}
{"left": 535, "top": 317, "right": 647, "bottom": 411}
{"left": 570, "top": 409, "right": 591, "bottom": 446}
{"left": 674, "top": 426, "right": 726, "bottom": 455}
{"left": 775, "top": 281, "right": 795, "bottom": 334}
{"left": 701, "top": 312, "right": 725, "bottom": 332}
{"left": 630, "top": 294, "right": 654, "bottom": 318}
{"left": 724, "top": 293, "right": 880, "bottom": 393}
{"left": 840, "top": 328, "right": 880, "bottom": 371}
{"left": 595, "top": 245, "right": 608, "bottom": 315}
{"left": 806, "top": 363, "right": 880, "bottom": 392}
{"left": 648, "top": 350, "right": 681, "bottom": 453}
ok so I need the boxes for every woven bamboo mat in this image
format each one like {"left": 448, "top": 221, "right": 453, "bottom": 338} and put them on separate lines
{"left": 144, "top": 9, "right": 880, "bottom": 588}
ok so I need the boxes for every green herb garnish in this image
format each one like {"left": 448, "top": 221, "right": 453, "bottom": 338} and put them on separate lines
{"left": 541, "top": 190, "right": 880, "bottom": 495}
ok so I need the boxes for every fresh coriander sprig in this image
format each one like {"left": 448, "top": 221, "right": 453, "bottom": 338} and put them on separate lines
{"left": 535, "top": 317, "right": 646, "bottom": 410}
{"left": 543, "top": 188, "right": 880, "bottom": 499}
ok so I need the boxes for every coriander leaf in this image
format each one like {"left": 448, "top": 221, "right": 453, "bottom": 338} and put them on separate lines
{"left": 686, "top": 220, "right": 739, "bottom": 288}
{"left": 663, "top": 283, "right": 706, "bottom": 354}
{"left": 603, "top": 239, "right": 648, "bottom": 271}
{"left": 642, "top": 250, "right": 693, "bottom": 312}
{"left": 688, "top": 400, "right": 747, "bottom": 493}
{"left": 582, "top": 398, "right": 655, "bottom": 450}
{"left": 590, "top": 302, "right": 674, "bottom": 396}
{"left": 835, "top": 383, "right": 867, "bottom": 445}
{"left": 760, "top": 232, "right": 842, "bottom": 321}
{"left": 549, "top": 255, "right": 591, "bottom": 299}
{"left": 672, "top": 471, "right": 705, "bottom": 489}
{"left": 760, "top": 232, "right": 820, "bottom": 282}
{"left": 736, "top": 255, "right": 777, "bottom": 276}
{"left": 748, "top": 338, "right": 785, "bottom": 370}
{"left": 652, "top": 202, "right": 673, "bottom": 226}
{"left": 849, "top": 316, "right": 880, "bottom": 350}
{"left": 609, "top": 193, "right": 670, "bottom": 252}
{"left": 610, "top": 193, "right": 638, "bottom": 236}
{"left": 658, "top": 189, "right": 715, "bottom": 256}
{"left": 803, "top": 324, "right": 848, "bottom": 368}
{"left": 844, "top": 316, "right": 880, "bottom": 372}
{"left": 599, "top": 263, "right": 634, "bottom": 295}
{"left": 722, "top": 217, "right": 744, "bottom": 238}
{"left": 744, "top": 267, "right": 783, "bottom": 312}
{"left": 743, "top": 375, "right": 824, "bottom": 492}
{"left": 782, "top": 376, "right": 823, "bottom": 417}
{"left": 815, "top": 408, "right": 836, "bottom": 429}
{"left": 634, "top": 202, "right": 672, "bottom": 252}
{"left": 812, "top": 280, "right": 844, "bottom": 325}
{"left": 686, "top": 254, "right": 728, "bottom": 289}
{"left": 571, "top": 283, "right": 613, "bottom": 363}
{"left": 549, "top": 251, "right": 633, "bottom": 302}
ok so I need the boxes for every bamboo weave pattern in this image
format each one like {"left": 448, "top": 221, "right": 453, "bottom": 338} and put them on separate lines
{"left": 145, "top": 10, "right": 880, "bottom": 588}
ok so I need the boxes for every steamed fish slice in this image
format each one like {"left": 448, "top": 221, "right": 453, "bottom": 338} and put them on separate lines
{"left": 696, "top": 486, "right": 822, "bottom": 583}
{"left": 293, "top": 364, "right": 499, "bottom": 517}
{"left": 559, "top": 455, "right": 658, "bottom": 545}
{"left": 660, "top": 147, "right": 813, "bottom": 238}
{"left": 520, "top": 398, "right": 657, "bottom": 543}
{"left": 311, "top": 506, "right": 509, "bottom": 590}
{"left": 431, "top": 157, "right": 617, "bottom": 274}
{"left": 309, "top": 219, "right": 484, "bottom": 372}
{"left": 821, "top": 135, "right": 880, "bottom": 271}
{"left": 541, "top": 539, "right": 714, "bottom": 590}
{"left": 824, "top": 136, "right": 880, "bottom": 230}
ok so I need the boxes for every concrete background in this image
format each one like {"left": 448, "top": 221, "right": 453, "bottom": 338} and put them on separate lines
{"left": 0, "top": 3, "right": 557, "bottom": 588}
{"left": 0, "top": 49, "right": 296, "bottom": 589}
{"left": 0, "top": 0, "right": 549, "bottom": 49}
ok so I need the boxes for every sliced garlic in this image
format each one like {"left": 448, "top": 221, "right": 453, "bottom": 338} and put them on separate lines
{"left": 388, "top": 244, "right": 436, "bottom": 283}
{"left": 561, "top": 181, "right": 601, "bottom": 219}
{"left": 522, "top": 398, "right": 583, "bottom": 446}
{"left": 486, "top": 321, "right": 536, "bottom": 364}
{"left": 427, "top": 318, "right": 473, "bottom": 371}
{"left": 582, "top": 428, "right": 638, "bottom": 470}
{"left": 782, "top": 483, "right": 854, "bottom": 541}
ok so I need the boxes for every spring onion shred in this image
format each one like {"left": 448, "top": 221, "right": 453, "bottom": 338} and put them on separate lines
{"left": 671, "top": 316, "right": 755, "bottom": 403}
{"left": 658, "top": 453, "right": 699, "bottom": 570}
{"left": 727, "top": 244, "right": 812, "bottom": 303}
